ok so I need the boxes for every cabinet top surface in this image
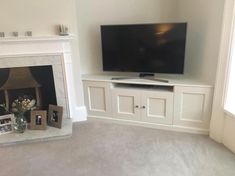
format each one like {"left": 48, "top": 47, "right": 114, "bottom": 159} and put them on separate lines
{"left": 82, "top": 74, "right": 213, "bottom": 88}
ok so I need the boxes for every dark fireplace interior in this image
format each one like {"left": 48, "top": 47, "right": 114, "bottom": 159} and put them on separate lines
{"left": 0, "top": 66, "right": 57, "bottom": 121}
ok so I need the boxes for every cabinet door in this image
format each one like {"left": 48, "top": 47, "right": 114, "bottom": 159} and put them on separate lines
{"left": 174, "top": 86, "right": 213, "bottom": 129}
{"left": 141, "top": 91, "right": 174, "bottom": 125}
{"left": 112, "top": 89, "right": 141, "bottom": 121}
{"left": 83, "top": 81, "right": 112, "bottom": 117}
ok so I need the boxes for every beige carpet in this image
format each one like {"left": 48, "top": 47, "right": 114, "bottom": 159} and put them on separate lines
{"left": 1, "top": 119, "right": 235, "bottom": 176}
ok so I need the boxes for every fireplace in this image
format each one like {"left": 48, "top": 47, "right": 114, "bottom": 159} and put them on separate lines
{"left": 0, "top": 54, "right": 72, "bottom": 121}
{"left": 0, "top": 36, "right": 81, "bottom": 145}
{"left": 0, "top": 66, "right": 57, "bottom": 122}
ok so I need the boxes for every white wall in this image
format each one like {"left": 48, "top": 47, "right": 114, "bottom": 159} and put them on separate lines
{"left": 177, "top": 0, "right": 225, "bottom": 84}
{"left": 76, "top": 0, "right": 179, "bottom": 74}
{"left": 0, "top": 0, "right": 77, "bottom": 36}
{"left": 0, "top": 0, "right": 85, "bottom": 120}
{"left": 76, "top": 0, "right": 225, "bottom": 85}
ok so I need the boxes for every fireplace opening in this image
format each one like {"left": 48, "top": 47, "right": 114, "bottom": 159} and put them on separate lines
{"left": 0, "top": 66, "right": 57, "bottom": 122}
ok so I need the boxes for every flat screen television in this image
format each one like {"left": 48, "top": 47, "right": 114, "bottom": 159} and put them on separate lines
{"left": 101, "top": 23, "right": 187, "bottom": 74}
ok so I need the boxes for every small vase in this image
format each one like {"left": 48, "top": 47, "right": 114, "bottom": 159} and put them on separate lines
{"left": 14, "top": 113, "right": 27, "bottom": 133}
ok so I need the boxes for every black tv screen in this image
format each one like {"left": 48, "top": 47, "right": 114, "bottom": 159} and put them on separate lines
{"left": 101, "top": 23, "right": 187, "bottom": 74}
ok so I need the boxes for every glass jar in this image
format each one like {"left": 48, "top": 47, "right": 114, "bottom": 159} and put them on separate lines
{"left": 14, "top": 113, "right": 27, "bottom": 133}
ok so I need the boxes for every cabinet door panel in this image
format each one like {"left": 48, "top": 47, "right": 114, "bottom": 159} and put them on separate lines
{"left": 83, "top": 81, "right": 112, "bottom": 117}
{"left": 112, "top": 89, "right": 141, "bottom": 121}
{"left": 148, "top": 98, "right": 167, "bottom": 118}
{"left": 174, "top": 86, "right": 213, "bottom": 129}
{"left": 141, "top": 91, "right": 174, "bottom": 125}
{"left": 118, "top": 95, "right": 135, "bottom": 114}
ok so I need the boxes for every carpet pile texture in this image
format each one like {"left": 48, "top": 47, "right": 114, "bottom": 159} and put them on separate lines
{"left": 1, "top": 119, "right": 235, "bottom": 176}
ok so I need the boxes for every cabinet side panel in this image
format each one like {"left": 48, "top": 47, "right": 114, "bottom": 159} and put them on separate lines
{"left": 181, "top": 93, "right": 205, "bottom": 122}
{"left": 83, "top": 81, "right": 112, "bottom": 117}
{"left": 174, "top": 86, "right": 213, "bottom": 129}
{"left": 88, "top": 87, "right": 106, "bottom": 112}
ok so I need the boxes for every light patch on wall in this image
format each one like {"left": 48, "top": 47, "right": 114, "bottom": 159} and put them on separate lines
{"left": 225, "top": 28, "right": 235, "bottom": 115}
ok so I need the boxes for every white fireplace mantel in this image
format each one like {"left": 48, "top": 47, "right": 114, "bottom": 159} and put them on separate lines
{"left": 0, "top": 36, "right": 79, "bottom": 120}
{"left": 0, "top": 36, "right": 73, "bottom": 58}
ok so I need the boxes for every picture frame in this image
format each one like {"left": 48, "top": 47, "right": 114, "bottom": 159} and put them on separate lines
{"left": 48, "top": 104, "right": 63, "bottom": 129}
{"left": 0, "top": 114, "right": 14, "bottom": 135}
{"left": 29, "top": 110, "right": 47, "bottom": 130}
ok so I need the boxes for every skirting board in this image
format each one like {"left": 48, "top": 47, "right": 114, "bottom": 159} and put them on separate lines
{"left": 88, "top": 115, "right": 209, "bottom": 135}
{"left": 72, "top": 106, "right": 87, "bottom": 122}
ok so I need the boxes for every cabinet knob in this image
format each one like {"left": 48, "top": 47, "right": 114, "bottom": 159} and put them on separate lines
{"left": 141, "top": 106, "right": 146, "bottom": 109}
{"left": 135, "top": 105, "right": 139, "bottom": 108}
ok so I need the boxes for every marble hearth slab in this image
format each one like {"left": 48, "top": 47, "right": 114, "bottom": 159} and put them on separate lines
{"left": 0, "top": 118, "right": 72, "bottom": 146}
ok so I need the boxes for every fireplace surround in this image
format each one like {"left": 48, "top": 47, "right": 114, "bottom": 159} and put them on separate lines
{"left": 0, "top": 36, "right": 79, "bottom": 145}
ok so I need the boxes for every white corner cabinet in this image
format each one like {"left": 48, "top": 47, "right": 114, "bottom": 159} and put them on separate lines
{"left": 83, "top": 75, "right": 213, "bottom": 134}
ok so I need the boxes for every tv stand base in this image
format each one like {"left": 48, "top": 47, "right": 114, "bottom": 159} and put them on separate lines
{"left": 111, "top": 77, "right": 136, "bottom": 80}
{"left": 139, "top": 73, "right": 169, "bottom": 83}
{"left": 111, "top": 76, "right": 169, "bottom": 83}
{"left": 82, "top": 74, "right": 213, "bottom": 134}
{"left": 139, "top": 73, "right": 154, "bottom": 77}
{"left": 144, "top": 78, "right": 169, "bottom": 83}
